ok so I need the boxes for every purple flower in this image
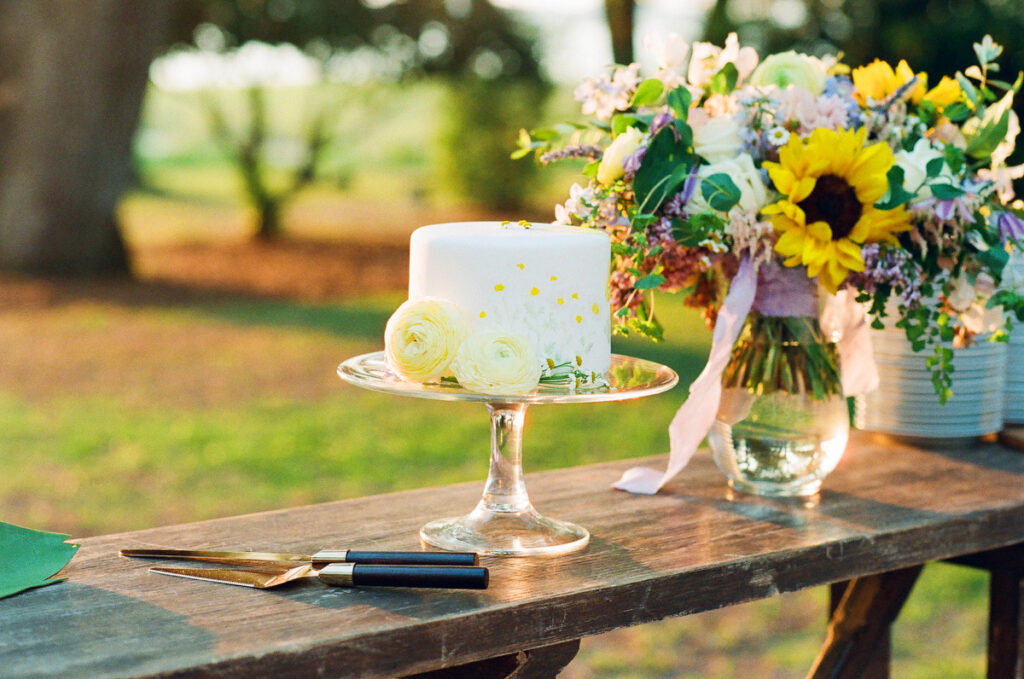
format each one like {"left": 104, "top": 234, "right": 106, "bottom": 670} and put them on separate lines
{"left": 649, "top": 112, "right": 677, "bottom": 139}
{"left": 994, "top": 211, "right": 1024, "bottom": 244}
{"left": 622, "top": 146, "right": 647, "bottom": 180}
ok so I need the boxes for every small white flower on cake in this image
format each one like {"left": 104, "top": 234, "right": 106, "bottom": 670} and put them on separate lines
{"left": 384, "top": 298, "right": 468, "bottom": 382}
{"left": 451, "top": 330, "right": 542, "bottom": 395}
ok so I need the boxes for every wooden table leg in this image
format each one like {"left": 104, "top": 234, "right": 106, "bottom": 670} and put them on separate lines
{"left": 945, "top": 542, "right": 1024, "bottom": 679}
{"left": 987, "top": 566, "right": 1024, "bottom": 679}
{"left": 807, "top": 566, "right": 922, "bottom": 679}
{"left": 404, "top": 639, "right": 581, "bottom": 679}
{"left": 829, "top": 581, "right": 891, "bottom": 679}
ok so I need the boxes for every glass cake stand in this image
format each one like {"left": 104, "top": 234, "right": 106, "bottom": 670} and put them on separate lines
{"left": 338, "top": 352, "right": 678, "bottom": 557}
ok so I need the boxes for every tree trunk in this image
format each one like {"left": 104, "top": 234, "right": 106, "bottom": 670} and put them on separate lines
{"left": 0, "top": 0, "right": 174, "bottom": 276}
{"left": 604, "top": 0, "right": 635, "bottom": 65}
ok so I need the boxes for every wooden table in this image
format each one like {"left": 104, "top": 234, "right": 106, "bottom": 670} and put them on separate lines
{"left": 3, "top": 431, "right": 1023, "bottom": 679}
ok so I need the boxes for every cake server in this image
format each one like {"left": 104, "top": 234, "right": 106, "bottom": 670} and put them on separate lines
{"left": 150, "top": 563, "right": 489, "bottom": 590}
{"left": 120, "top": 547, "right": 478, "bottom": 567}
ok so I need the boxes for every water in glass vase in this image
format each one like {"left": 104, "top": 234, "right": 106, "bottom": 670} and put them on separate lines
{"left": 709, "top": 387, "right": 849, "bottom": 497}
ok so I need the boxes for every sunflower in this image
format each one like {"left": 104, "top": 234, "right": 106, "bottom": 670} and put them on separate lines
{"left": 761, "top": 127, "right": 911, "bottom": 293}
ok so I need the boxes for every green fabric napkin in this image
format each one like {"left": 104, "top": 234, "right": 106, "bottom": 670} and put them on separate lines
{"left": 0, "top": 522, "right": 79, "bottom": 600}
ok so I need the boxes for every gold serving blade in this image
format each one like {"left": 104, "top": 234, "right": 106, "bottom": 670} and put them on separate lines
{"left": 150, "top": 564, "right": 316, "bottom": 589}
{"left": 121, "top": 548, "right": 310, "bottom": 567}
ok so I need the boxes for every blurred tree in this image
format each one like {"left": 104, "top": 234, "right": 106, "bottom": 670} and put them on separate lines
{"left": 170, "top": 0, "right": 546, "bottom": 239}
{"left": 604, "top": 0, "right": 637, "bottom": 65}
{"left": 0, "top": 0, "right": 174, "bottom": 275}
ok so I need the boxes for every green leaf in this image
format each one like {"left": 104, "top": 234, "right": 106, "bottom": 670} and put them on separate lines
{"left": 925, "top": 157, "right": 946, "bottom": 178}
{"left": 875, "top": 166, "right": 916, "bottom": 209}
{"left": 632, "top": 126, "right": 695, "bottom": 213}
{"left": 957, "top": 72, "right": 979, "bottom": 104}
{"left": 530, "top": 127, "right": 561, "bottom": 142}
{"left": 944, "top": 145, "right": 966, "bottom": 174}
{"left": 701, "top": 173, "right": 742, "bottom": 212}
{"left": 930, "top": 183, "right": 965, "bottom": 199}
{"left": 709, "top": 62, "right": 739, "bottom": 95}
{"left": 509, "top": 147, "right": 533, "bottom": 160}
{"left": 965, "top": 108, "right": 1011, "bottom": 159}
{"left": 611, "top": 114, "right": 634, "bottom": 137}
{"left": 630, "top": 78, "right": 664, "bottom": 107}
{"left": 667, "top": 86, "right": 692, "bottom": 118}
{"left": 633, "top": 273, "right": 667, "bottom": 290}
{"left": 0, "top": 522, "right": 79, "bottom": 599}
{"left": 942, "top": 102, "right": 972, "bottom": 122}
{"left": 582, "top": 159, "right": 600, "bottom": 178}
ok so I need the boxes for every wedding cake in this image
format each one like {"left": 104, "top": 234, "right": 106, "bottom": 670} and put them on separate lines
{"left": 384, "top": 221, "right": 612, "bottom": 394}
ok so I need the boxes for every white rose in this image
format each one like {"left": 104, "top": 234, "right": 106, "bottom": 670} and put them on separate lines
{"left": 894, "top": 138, "right": 954, "bottom": 199}
{"left": 451, "top": 330, "right": 542, "bottom": 395}
{"left": 384, "top": 298, "right": 469, "bottom": 382}
{"left": 597, "top": 126, "right": 644, "bottom": 185}
{"left": 692, "top": 115, "right": 743, "bottom": 163}
{"left": 685, "top": 153, "right": 768, "bottom": 215}
{"left": 749, "top": 51, "right": 828, "bottom": 96}
{"left": 946, "top": 273, "right": 977, "bottom": 313}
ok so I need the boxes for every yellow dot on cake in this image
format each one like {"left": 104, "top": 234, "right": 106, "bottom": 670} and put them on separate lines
{"left": 479, "top": 311, "right": 487, "bottom": 318}
{"left": 571, "top": 293, "right": 579, "bottom": 300}
{"left": 557, "top": 297, "right": 564, "bottom": 305}
{"left": 530, "top": 287, "right": 540, "bottom": 296}
{"left": 494, "top": 284, "right": 505, "bottom": 292}
{"left": 550, "top": 275, "right": 558, "bottom": 281}
{"left": 575, "top": 315, "right": 583, "bottom": 323}
{"left": 592, "top": 303, "right": 600, "bottom": 314}
{"left": 517, "top": 263, "right": 525, "bottom": 270}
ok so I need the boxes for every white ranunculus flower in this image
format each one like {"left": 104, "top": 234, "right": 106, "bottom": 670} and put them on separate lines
{"left": 692, "top": 115, "right": 743, "bottom": 163}
{"left": 597, "top": 126, "right": 644, "bottom": 185}
{"left": 749, "top": 51, "right": 828, "bottom": 96}
{"left": 895, "top": 138, "right": 957, "bottom": 200}
{"left": 685, "top": 153, "right": 768, "bottom": 215}
{"left": 384, "top": 298, "right": 469, "bottom": 382}
{"left": 451, "top": 330, "right": 541, "bottom": 396}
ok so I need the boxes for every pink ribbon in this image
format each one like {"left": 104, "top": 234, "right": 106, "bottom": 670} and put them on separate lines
{"left": 613, "top": 258, "right": 757, "bottom": 494}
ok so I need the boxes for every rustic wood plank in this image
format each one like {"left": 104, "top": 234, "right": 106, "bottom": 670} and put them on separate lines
{"left": 830, "top": 581, "right": 890, "bottom": 679}
{"left": 404, "top": 640, "right": 580, "bottom": 679}
{"left": 2, "top": 432, "right": 1024, "bottom": 678}
{"left": 809, "top": 566, "right": 922, "bottom": 679}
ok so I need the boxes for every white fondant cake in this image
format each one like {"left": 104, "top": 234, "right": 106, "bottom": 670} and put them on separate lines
{"left": 408, "top": 221, "right": 612, "bottom": 374}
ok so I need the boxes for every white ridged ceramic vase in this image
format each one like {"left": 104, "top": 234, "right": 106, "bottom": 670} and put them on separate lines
{"left": 1005, "top": 330, "right": 1024, "bottom": 425}
{"left": 860, "top": 324, "right": 1007, "bottom": 444}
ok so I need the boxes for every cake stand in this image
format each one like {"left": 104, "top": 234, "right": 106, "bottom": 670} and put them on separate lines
{"left": 338, "top": 352, "right": 678, "bottom": 557}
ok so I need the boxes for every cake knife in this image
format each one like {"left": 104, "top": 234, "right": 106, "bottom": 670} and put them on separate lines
{"left": 120, "top": 547, "right": 478, "bottom": 567}
{"left": 150, "top": 563, "right": 489, "bottom": 590}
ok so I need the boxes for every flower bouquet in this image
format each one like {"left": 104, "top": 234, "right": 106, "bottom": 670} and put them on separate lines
{"left": 517, "top": 33, "right": 1024, "bottom": 495}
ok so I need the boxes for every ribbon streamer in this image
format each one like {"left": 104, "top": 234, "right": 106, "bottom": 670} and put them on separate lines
{"left": 613, "top": 258, "right": 757, "bottom": 494}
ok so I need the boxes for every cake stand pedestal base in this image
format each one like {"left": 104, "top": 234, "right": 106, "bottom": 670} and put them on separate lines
{"left": 419, "top": 402, "right": 590, "bottom": 557}
{"left": 420, "top": 508, "right": 590, "bottom": 558}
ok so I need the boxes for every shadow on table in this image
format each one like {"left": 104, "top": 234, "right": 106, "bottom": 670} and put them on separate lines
{"left": 0, "top": 583, "right": 215, "bottom": 679}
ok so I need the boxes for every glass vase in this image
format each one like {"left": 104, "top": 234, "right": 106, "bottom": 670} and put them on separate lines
{"left": 707, "top": 313, "right": 850, "bottom": 497}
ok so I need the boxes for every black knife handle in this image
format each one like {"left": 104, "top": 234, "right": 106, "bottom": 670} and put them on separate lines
{"left": 318, "top": 563, "right": 488, "bottom": 589}
{"left": 344, "top": 550, "right": 479, "bottom": 567}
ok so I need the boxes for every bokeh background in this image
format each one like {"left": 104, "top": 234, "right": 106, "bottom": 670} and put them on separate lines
{"left": 2, "top": 1, "right": 1021, "bottom": 676}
